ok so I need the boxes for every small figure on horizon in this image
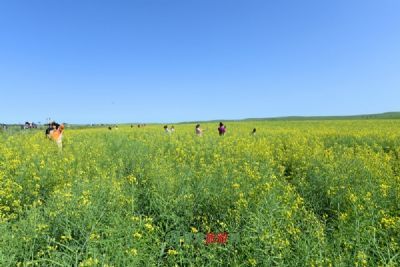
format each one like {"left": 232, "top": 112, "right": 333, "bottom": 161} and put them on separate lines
{"left": 195, "top": 124, "right": 203, "bottom": 136}
{"left": 218, "top": 122, "right": 226, "bottom": 136}
{"left": 164, "top": 125, "right": 171, "bottom": 134}
{"left": 252, "top": 128, "right": 257, "bottom": 136}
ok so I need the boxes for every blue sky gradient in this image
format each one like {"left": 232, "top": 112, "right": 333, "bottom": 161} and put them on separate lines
{"left": 1, "top": 0, "right": 399, "bottom": 124}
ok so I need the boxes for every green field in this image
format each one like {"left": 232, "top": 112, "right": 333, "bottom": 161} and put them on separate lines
{"left": 1, "top": 120, "right": 400, "bottom": 266}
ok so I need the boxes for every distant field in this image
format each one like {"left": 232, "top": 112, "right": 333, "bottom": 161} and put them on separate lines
{"left": 1, "top": 120, "right": 400, "bottom": 266}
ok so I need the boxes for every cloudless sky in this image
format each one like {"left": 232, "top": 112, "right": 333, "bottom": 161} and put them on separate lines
{"left": 0, "top": 0, "right": 399, "bottom": 124}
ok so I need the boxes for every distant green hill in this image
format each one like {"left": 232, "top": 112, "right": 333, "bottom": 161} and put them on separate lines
{"left": 180, "top": 112, "right": 400, "bottom": 124}
{"left": 243, "top": 112, "right": 400, "bottom": 121}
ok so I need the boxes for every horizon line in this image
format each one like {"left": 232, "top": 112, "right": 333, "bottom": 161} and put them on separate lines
{"left": 1, "top": 111, "right": 399, "bottom": 125}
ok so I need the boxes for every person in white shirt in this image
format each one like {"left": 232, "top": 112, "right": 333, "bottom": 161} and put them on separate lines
{"left": 164, "top": 125, "right": 171, "bottom": 134}
{"left": 195, "top": 124, "right": 203, "bottom": 136}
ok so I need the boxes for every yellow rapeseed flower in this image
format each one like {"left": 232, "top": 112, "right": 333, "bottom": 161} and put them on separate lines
{"left": 168, "top": 249, "right": 178, "bottom": 256}
{"left": 145, "top": 223, "right": 154, "bottom": 232}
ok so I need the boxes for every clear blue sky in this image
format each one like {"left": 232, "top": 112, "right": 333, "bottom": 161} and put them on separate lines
{"left": 1, "top": 0, "right": 399, "bottom": 124}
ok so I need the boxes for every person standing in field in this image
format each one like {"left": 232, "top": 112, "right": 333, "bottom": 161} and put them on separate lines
{"left": 45, "top": 123, "right": 53, "bottom": 138}
{"left": 50, "top": 123, "right": 64, "bottom": 149}
{"left": 46, "top": 121, "right": 60, "bottom": 138}
{"left": 195, "top": 124, "right": 203, "bottom": 136}
{"left": 218, "top": 122, "right": 226, "bottom": 136}
{"left": 252, "top": 128, "right": 257, "bottom": 136}
{"left": 164, "top": 125, "right": 171, "bottom": 134}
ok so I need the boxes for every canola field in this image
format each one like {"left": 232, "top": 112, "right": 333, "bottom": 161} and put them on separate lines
{"left": 1, "top": 120, "right": 400, "bottom": 266}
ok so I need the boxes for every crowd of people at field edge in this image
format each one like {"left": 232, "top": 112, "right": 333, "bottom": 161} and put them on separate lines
{"left": 44, "top": 121, "right": 254, "bottom": 149}
{"left": 164, "top": 122, "right": 257, "bottom": 137}
{"left": 45, "top": 121, "right": 64, "bottom": 149}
